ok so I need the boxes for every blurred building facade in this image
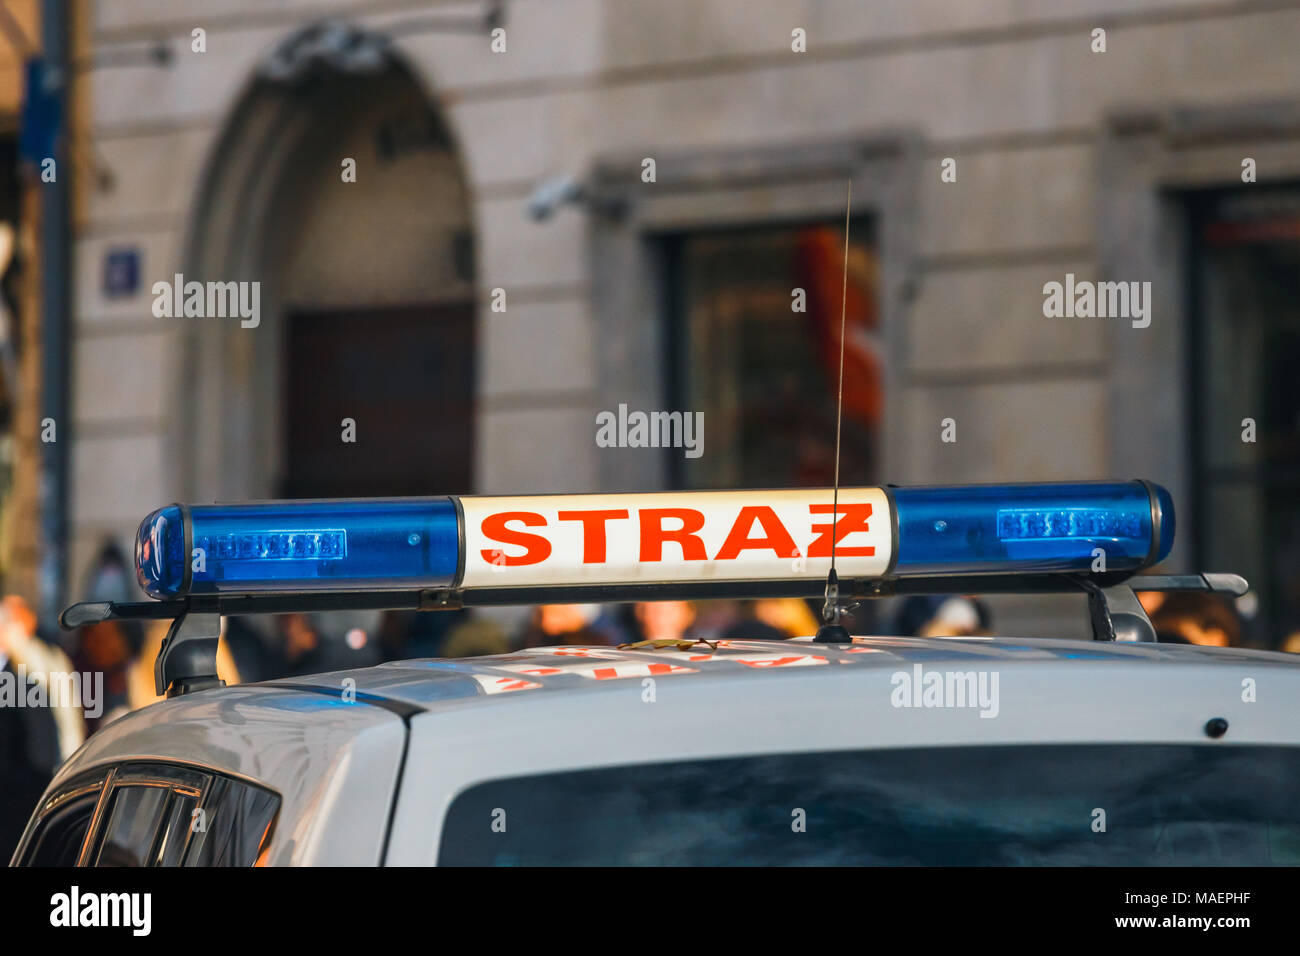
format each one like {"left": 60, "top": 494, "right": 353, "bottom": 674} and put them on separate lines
{"left": 0, "top": 0, "right": 43, "bottom": 606}
{"left": 9, "top": 0, "right": 1298, "bottom": 641}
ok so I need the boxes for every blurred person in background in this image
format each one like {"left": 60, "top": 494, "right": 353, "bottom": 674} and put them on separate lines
{"left": 72, "top": 541, "right": 147, "bottom": 730}
{"left": 917, "top": 597, "right": 993, "bottom": 638}
{"left": 0, "top": 598, "right": 83, "bottom": 764}
{"left": 688, "top": 598, "right": 821, "bottom": 641}
{"left": 891, "top": 595, "right": 992, "bottom": 638}
{"left": 518, "top": 604, "right": 615, "bottom": 648}
{"left": 1150, "top": 593, "right": 1242, "bottom": 647}
{"left": 0, "top": 596, "right": 83, "bottom": 761}
{"left": 80, "top": 541, "right": 144, "bottom": 655}
{"left": 689, "top": 600, "right": 741, "bottom": 641}
{"left": 273, "top": 611, "right": 382, "bottom": 677}
{"left": 0, "top": 596, "right": 62, "bottom": 862}
{"left": 629, "top": 600, "right": 698, "bottom": 644}
{"left": 71, "top": 619, "right": 136, "bottom": 733}
{"left": 440, "top": 612, "right": 512, "bottom": 658}
{"left": 592, "top": 605, "right": 634, "bottom": 645}
{"left": 1137, "top": 590, "right": 1168, "bottom": 619}
{"left": 221, "top": 615, "right": 280, "bottom": 684}
{"left": 753, "top": 598, "right": 820, "bottom": 638}
{"left": 378, "top": 608, "right": 470, "bottom": 661}
{"left": 719, "top": 604, "right": 789, "bottom": 642}
{"left": 1143, "top": 589, "right": 1265, "bottom": 647}
{"left": 81, "top": 541, "right": 134, "bottom": 608}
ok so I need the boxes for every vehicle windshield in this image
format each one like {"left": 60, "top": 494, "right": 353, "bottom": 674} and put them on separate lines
{"left": 438, "top": 744, "right": 1300, "bottom": 866}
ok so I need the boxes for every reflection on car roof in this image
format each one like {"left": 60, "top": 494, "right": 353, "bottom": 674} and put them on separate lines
{"left": 266, "top": 635, "right": 1300, "bottom": 709}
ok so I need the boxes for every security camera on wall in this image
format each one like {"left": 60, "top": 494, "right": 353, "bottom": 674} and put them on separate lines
{"left": 526, "top": 175, "right": 585, "bottom": 221}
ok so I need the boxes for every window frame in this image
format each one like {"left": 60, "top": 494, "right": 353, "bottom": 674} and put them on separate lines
{"left": 435, "top": 743, "right": 1300, "bottom": 866}
{"left": 658, "top": 218, "right": 883, "bottom": 490}
{"left": 1096, "top": 99, "right": 1300, "bottom": 577}
{"left": 588, "top": 133, "right": 922, "bottom": 493}
{"left": 81, "top": 765, "right": 206, "bottom": 867}
{"left": 16, "top": 760, "right": 280, "bottom": 868}
{"left": 19, "top": 785, "right": 102, "bottom": 868}
{"left": 1182, "top": 182, "right": 1300, "bottom": 647}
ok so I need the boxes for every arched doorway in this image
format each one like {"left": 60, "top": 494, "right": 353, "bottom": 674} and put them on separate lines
{"left": 178, "top": 22, "right": 476, "bottom": 502}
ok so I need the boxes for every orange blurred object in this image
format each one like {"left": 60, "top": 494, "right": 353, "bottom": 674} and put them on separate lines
{"left": 795, "top": 226, "right": 883, "bottom": 428}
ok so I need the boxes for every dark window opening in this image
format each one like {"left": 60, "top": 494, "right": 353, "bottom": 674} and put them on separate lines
{"left": 16, "top": 762, "right": 280, "bottom": 868}
{"left": 22, "top": 792, "right": 99, "bottom": 867}
{"left": 1186, "top": 185, "right": 1300, "bottom": 648}
{"left": 438, "top": 745, "right": 1300, "bottom": 866}
{"left": 282, "top": 304, "right": 475, "bottom": 498}
{"left": 184, "top": 775, "right": 280, "bottom": 867}
{"left": 663, "top": 222, "right": 881, "bottom": 490}
{"left": 91, "top": 784, "right": 170, "bottom": 867}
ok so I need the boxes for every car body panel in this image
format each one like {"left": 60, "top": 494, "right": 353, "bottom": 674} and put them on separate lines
{"left": 24, "top": 635, "right": 1300, "bottom": 866}
{"left": 29, "top": 684, "right": 406, "bottom": 865}
{"left": 384, "top": 636, "right": 1300, "bottom": 863}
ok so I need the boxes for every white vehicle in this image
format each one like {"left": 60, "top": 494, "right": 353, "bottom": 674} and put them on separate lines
{"left": 13, "top": 483, "right": 1300, "bottom": 866}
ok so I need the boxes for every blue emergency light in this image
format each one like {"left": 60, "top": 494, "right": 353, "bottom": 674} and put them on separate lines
{"left": 890, "top": 480, "right": 1173, "bottom": 576}
{"left": 134, "top": 481, "right": 1173, "bottom": 599}
{"left": 136, "top": 498, "right": 461, "bottom": 598}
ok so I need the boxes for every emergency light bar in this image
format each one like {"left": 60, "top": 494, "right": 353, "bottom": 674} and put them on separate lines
{"left": 62, "top": 479, "right": 1205, "bottom": 699}
{"left": 134, "top": 481, "right": 1173, "bottom": 600}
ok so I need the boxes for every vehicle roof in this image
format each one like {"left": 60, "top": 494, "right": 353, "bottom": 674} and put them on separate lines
{"left": 56, "top": 636, "right": 1300, "bottom": 768}
{"left": 42, "top": 633, "right": 1300, "bottom": 864}
{"left": 270, "top": 634, "right": 1300, "bottom": 709}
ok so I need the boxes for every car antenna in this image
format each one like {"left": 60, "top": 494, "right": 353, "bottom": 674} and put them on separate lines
{"left": 814, "top": 180, "right": 855, "bottom": 644}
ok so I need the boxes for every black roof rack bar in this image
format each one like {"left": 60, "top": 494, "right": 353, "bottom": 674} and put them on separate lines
{"left": 60, "top": 574, "right": 1119, "bottom": 629}
{"left": 1093, "top": 572, "right": 1248, "bottom": 643}
{"left": 59, "top": 571, "right": 1248, "bottom": 698}
{"left": 59, "top": 590, "right": 434, "bottom": 630}
{"left": 1124, "top": 572, "right": 1248, "bottom": 596}
{"left": 59, "top": 571, "right": 1248, "bottom": 630}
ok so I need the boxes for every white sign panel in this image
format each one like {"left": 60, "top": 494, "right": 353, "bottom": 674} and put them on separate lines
{"left": 459, "top": 488, "right": 892, "bottom": 589}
